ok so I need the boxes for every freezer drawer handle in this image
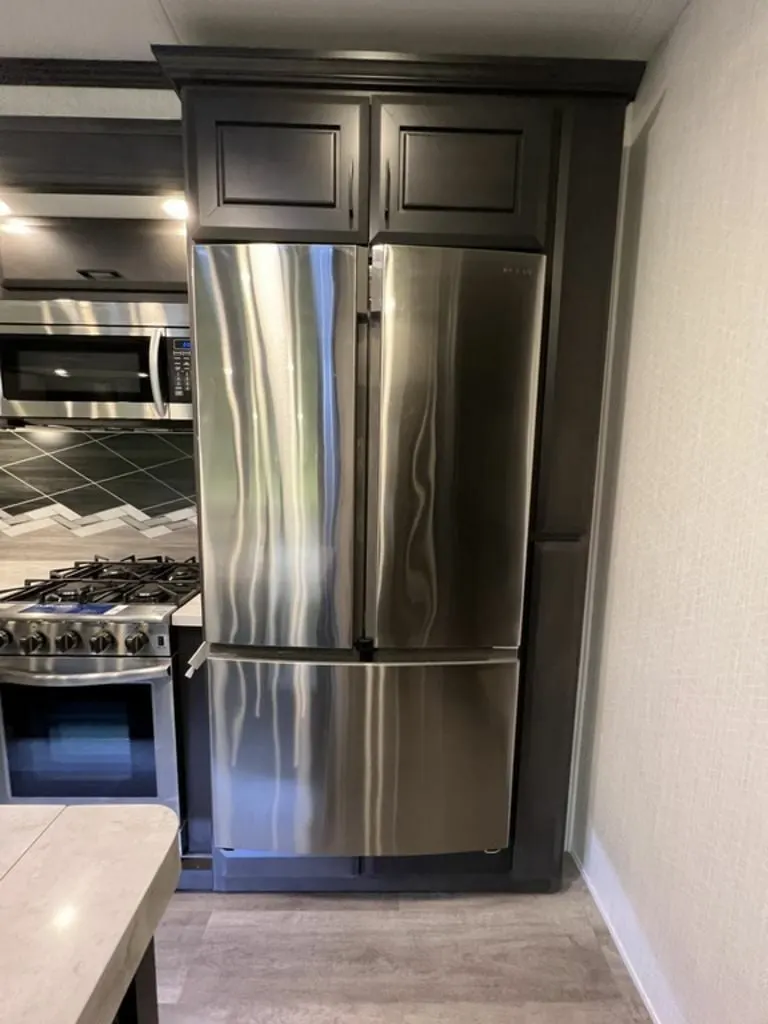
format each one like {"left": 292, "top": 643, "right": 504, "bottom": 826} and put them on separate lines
{"left": 0, "top": 664, "right": 170, "bottom": 687}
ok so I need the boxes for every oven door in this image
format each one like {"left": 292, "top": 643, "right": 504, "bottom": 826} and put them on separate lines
{"left": 0, "top": 657, "right": 179, "bottom": 814}
{"left": 0, "top": 325, "right": 172, "bottom": 422}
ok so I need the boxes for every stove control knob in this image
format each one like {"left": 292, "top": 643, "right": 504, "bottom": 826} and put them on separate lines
{"left": 90, "top": 630, "right": 115, "bottom": 654}
{"left": 0, "top": 629, "right": 13, "bottom": 650}
{"left": 125, "top": 631, "right": 149, "bottom": 655}
{"left": 55, "top": 630, "right": 81, "bottom": 653}
{"left": 19, "top": 632, "right": 46, "bottom": 655}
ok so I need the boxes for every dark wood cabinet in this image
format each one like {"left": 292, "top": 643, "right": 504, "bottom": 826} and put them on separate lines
{"left": 511, "top": 539, "right": 589, "bottom": 887}
{"left": 0, "top": 117, "right": 183, "bottom": 195}
{"left": 371, "top": 95, "right": 553, "bottom": 248}
{"left": 184, "top": 87, "right": 369, "bottom": 242}
{"left": 0, "top": 218, "right": 187, "bottom": 295}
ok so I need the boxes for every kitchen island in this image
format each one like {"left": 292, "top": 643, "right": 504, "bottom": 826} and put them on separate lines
{"left": 0, "top": 804, "right": 179, "bottom": 1024}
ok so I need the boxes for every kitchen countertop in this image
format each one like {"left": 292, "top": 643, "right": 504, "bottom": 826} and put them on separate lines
{"left": 0, "top": 804, "right": 179, "bottom": 1024}
{"left": 0, "top": 560, "right": 61, "bottom": 593}
{"left": 172, "top": 592, "right": 202, "bottom": 627}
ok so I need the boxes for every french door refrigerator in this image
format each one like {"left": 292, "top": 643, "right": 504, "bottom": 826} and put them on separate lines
{"left": 192, "top": 242, "right": 545, "bottom": 859}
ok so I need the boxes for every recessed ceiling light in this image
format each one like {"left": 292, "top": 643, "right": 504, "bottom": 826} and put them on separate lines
{"left": 162, "top": 197, "right": 189, "bottom": 220}
{"left": 1, "top": 219, "right": 33, "bottom": 235}
{"left": 0, "top": 199, "right": 11, "bottom": 216}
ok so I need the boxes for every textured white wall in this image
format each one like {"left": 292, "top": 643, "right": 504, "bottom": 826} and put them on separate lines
{"left": 570, "top": 1, "right": 768, "bottom": 1023}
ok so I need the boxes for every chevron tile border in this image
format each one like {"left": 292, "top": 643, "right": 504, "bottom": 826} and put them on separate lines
{"left": 0, "top": 502, "right": 198, "bottom": 539}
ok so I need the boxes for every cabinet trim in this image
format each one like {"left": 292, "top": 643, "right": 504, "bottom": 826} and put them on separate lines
{"left": 154, "top": 46, "right": 645, "bottom": 99}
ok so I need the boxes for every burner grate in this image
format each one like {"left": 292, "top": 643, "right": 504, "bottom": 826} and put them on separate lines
{"left": 0, "top": 554, "right": 200, "bottom": 607}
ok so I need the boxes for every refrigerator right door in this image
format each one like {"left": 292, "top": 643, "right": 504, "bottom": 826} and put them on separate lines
{"left": 367, "top": 245, "right": 545, "bottom": 650}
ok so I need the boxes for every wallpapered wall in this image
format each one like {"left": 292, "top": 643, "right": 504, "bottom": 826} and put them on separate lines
{"left": 0, "top": 427, "right": 198, "bottom": 561}
{"left": 570, "top": 1, "right": 768, "bottom": 1023}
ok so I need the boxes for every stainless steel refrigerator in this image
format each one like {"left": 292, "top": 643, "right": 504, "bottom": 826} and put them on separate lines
{"left": 192, "top": 242, "right": 545, "bottom": 858}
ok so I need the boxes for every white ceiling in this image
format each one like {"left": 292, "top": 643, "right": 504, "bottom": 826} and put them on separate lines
{"left": 0, "top": 0, "right": 690, "bottom": 62}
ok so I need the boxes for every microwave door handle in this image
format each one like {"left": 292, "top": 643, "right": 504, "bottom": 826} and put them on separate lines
{"left": 0, "top": 664, "right": 170, "bottom": 687}
{"left": 149, "top": 329, "right": 167, "bottom": 418}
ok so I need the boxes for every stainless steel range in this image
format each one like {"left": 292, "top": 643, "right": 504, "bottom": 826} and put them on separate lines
{"left": 0, "top": 556, "right": 200, "bottom": 813}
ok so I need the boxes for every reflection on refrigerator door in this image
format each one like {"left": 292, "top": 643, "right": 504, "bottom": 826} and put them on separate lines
{"left": 367, "top": 244, "right": 545, "bottom": 650}
{"left": 209, "top": 655, "right": 519, "bottom": 857}
{"left": 192, "top": 243, "right": 358, "bottom": 650}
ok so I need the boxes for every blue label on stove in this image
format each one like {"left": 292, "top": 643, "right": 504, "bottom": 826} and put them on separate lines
{"left": 22, "top": 603, "right": 119, "bottom": 615}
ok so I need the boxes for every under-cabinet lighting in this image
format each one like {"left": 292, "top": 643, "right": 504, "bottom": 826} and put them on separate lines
{"left": 162, "top": 197, "right": 189, "bottom": 220}
{"left": 1, "top": 218, "right": 33, "bottom": 235}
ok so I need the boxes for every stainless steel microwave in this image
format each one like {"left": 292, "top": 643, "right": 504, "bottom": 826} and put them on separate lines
{"left": 0, "top": 300, "right": 192, "bottom": 424}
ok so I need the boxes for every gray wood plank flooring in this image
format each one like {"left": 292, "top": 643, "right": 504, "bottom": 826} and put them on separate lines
{"left": 156, "top": 876, "right": 650, "bottom": 1023}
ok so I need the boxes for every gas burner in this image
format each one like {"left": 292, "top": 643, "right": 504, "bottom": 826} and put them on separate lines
{"left": 128, "top": 582, "right": 181, "bottom": 604}
{"left": 0, "top": 554, "right": 200, "bottom": 659}
{"left": 0, "top": 555, "right": 200, "bottom": 609}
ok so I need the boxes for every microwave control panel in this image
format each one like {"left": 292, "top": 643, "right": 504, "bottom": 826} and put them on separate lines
{"left": 167, "top": 337, "right": 193, "bottom": 402}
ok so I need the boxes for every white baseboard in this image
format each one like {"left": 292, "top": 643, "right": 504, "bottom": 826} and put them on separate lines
{"left": 572, "top": 845, "right": 685, "bottom": 1024}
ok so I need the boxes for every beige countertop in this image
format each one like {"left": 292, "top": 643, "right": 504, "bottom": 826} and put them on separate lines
{"left": 0, "top": 804, "right": 179, "bottom": 1024}
{"left": 0, "top": 560, "right": 60, "bottom": 592}
{"left": 172, "top": 592, "right": 202, "bottom": 628}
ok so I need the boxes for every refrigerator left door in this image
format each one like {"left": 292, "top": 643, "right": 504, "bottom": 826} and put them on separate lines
{"left": 192, "top": 244, "right": 359, "bottom": 649}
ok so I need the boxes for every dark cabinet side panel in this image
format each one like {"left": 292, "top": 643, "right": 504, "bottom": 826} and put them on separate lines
{"left": 372, "top": 95, "right": 553, "bottom": 248}
{"left": 534, "top": 100, "right": 625, "bottom": 536}
{"left": 184, "top": 87, "right": 369, "bottom": 242}
{"left": 511, "top": 539, "right": 588, "bottom": 886}
{"left": 0, "top": 116, "right": 183, "bottom": 195}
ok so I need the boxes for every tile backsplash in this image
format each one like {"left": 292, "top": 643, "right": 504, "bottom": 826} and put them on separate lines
{"left": 0, "top": 427, "right": 198, "bottom": 557}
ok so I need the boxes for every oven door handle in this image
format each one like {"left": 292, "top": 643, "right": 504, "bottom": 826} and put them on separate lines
{"left": 0, "top": 664, "right": 170, "bottom": 687}
{"left": 149, "top": 329, "right": 167, "bottom": 418}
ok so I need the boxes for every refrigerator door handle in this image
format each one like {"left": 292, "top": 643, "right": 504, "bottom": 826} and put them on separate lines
{"left": 384, "top": 161, "right": 391, "bottom": 226}
{"left": 364, "top": 247, "right": 386, "bottom": 641}
{"left": 348, "top": 160, "right": 355, "bottom": 225}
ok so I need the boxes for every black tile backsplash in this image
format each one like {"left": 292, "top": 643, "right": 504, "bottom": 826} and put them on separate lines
{"left": 2, "top": 495, "right": 53, "bottom": 516}
{"left": 150, "top": 457, "right": 196, "bottom": 497}
{"left": 53, "top": 484, "right": 121, "bottom": 517}
{"left": 0, "top": 428, "right": 198, "bottom": 539}
{"left": 102, "top": 471, "right": 180, "bottom": 512}
{"left": 99, "top": 432, "right": 185, "bottom": 469}
{"left": 15, "top": 428, "right": 88, "bottom": 454}
{"left": 8, "top": 455, "right": 86, "bottom": 495}
{"left": 53, "top": 442, "right": 134, "bottom": 483}
{"left": 0, "top": 470, "right": 41, "bottom": 509}
{"left": 0, "top": 433, "right": 40, "bottom": 465}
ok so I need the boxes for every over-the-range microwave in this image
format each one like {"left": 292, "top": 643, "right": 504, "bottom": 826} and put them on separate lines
{"left": 0, "top": 300, "right": 192, "bottom": 424}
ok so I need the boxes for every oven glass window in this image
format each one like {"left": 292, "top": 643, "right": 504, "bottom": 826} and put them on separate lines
{"left": 0, "top": 683, "right": 158, "bottom": 798}
{"left": 1, "top": 336, "right": 158, "bottom": 403}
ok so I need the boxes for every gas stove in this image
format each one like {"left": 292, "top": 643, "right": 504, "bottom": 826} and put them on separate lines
{"left": 0, "top": 556, "right": 200, "bottom": 658}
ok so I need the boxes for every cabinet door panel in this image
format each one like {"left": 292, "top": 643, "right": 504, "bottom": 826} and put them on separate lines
{"left": 373, "top": 96, "right": 553, "bottom": 248}
{"left": 185, "top": 88, "right": 369, "bottom": 242}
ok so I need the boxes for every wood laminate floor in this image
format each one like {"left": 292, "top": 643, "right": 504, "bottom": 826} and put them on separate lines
{"left": 156, "top": 874, "right": 651, "bottom": 1023}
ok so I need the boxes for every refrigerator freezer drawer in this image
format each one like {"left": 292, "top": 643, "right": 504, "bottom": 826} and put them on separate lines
{"left": 209, "top": 656, "right": 518, "bottom": 857}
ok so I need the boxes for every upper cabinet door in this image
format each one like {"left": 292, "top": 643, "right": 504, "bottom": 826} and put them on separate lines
{"left": 372, "top": 96, "right": 553, "bottom": 249}
{"left": 184, "top": 88, "right": 369, "bottom": 242}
